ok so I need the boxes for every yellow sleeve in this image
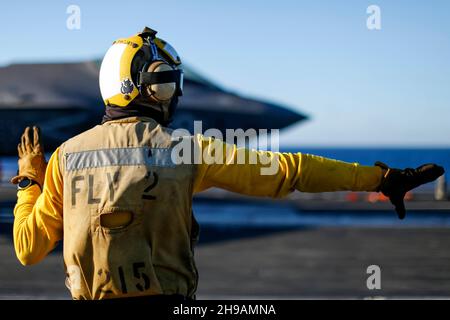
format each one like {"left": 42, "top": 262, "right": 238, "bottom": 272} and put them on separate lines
{"left": 193, "top": 135, "right": 382, "bottom": 197}
{"left": 13, "top": 148, "right": 63, "bottom": 265}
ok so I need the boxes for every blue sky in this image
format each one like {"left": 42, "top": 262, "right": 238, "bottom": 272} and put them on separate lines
{"left": 1, "top": 0, "right": 449, "bottom": 147}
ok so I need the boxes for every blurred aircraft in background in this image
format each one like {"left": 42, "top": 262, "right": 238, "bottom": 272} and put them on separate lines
{"left": 0, "top": 60, "right": 307, "bottom": 155}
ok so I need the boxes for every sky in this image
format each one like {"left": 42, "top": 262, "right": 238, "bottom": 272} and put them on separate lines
{"left": 1, "top": 0, "right": 449, "bottom": 147}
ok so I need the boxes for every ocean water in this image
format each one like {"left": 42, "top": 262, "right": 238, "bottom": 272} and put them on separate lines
{"left": 1, "top": 148, "right": 449, "bottom": 226}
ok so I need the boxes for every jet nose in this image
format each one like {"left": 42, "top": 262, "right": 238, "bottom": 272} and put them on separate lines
{"left": 261, "top": 102, "right": 308, "bottom": 130}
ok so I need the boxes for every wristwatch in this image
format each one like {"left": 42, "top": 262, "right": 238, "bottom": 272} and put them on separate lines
{"left": 18, "top": 178, "right": 38, "bottom": 190}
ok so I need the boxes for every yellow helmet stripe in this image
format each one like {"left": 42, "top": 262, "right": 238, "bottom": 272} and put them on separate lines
{"left": 102, "top": 35, "right": 144, "bottom": 107}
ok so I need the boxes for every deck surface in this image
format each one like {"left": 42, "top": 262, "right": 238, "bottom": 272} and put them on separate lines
{"left": 1, "top": 224, "right": 449, "bottom": 299}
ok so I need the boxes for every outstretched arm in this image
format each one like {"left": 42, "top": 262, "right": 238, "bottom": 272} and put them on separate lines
{"left": 193, "top": 135, "right": 383, "bottom": 197}
{"left": 193, "top": 135, "right": 444, "bottom": 218}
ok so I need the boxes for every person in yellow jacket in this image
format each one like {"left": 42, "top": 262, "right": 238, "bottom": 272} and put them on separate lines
{"left": 11, "top": 27, "right": 444, "bottom": 300}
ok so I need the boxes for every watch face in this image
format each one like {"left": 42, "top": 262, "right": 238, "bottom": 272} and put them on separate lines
{"left": 18, "top": 178, "right": 32, "bottom": 189}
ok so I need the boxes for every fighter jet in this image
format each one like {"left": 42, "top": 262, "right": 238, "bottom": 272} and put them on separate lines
{"left": 0, "top": 60, "right": 307, "bottom": 155}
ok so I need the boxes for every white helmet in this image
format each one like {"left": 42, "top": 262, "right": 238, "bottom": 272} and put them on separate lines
{"left": 99, "top": 27, "right": 183, "bottom": 120}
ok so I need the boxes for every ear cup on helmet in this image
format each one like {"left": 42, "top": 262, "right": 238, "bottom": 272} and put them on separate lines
{"left": 144, "top": 61, "right": 177, "bottom": 102}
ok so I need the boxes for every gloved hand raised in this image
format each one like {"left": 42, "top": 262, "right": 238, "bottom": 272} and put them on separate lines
{"left": 375, "top": 161, "right": 445, "bottom": 219}
{"left": 10, "top": 126, "right": 47, "bottom": 189}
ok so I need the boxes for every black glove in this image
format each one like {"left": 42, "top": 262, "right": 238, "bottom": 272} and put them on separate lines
{"left": 375, "top": 161, "right": 445, "bottom": 219}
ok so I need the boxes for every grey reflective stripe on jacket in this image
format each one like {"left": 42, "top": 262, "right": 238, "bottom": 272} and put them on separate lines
{"left": 65, "top": 147, "right": 175, "bottom": 171}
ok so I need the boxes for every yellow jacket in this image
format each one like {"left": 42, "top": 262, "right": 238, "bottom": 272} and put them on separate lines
{"left": 13, "top": 134, "right": 381, "bottom": 266}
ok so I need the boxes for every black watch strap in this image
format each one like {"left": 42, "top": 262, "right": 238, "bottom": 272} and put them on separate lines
{"left": 18, "top": 178, "right": 38, "bottom": 190}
